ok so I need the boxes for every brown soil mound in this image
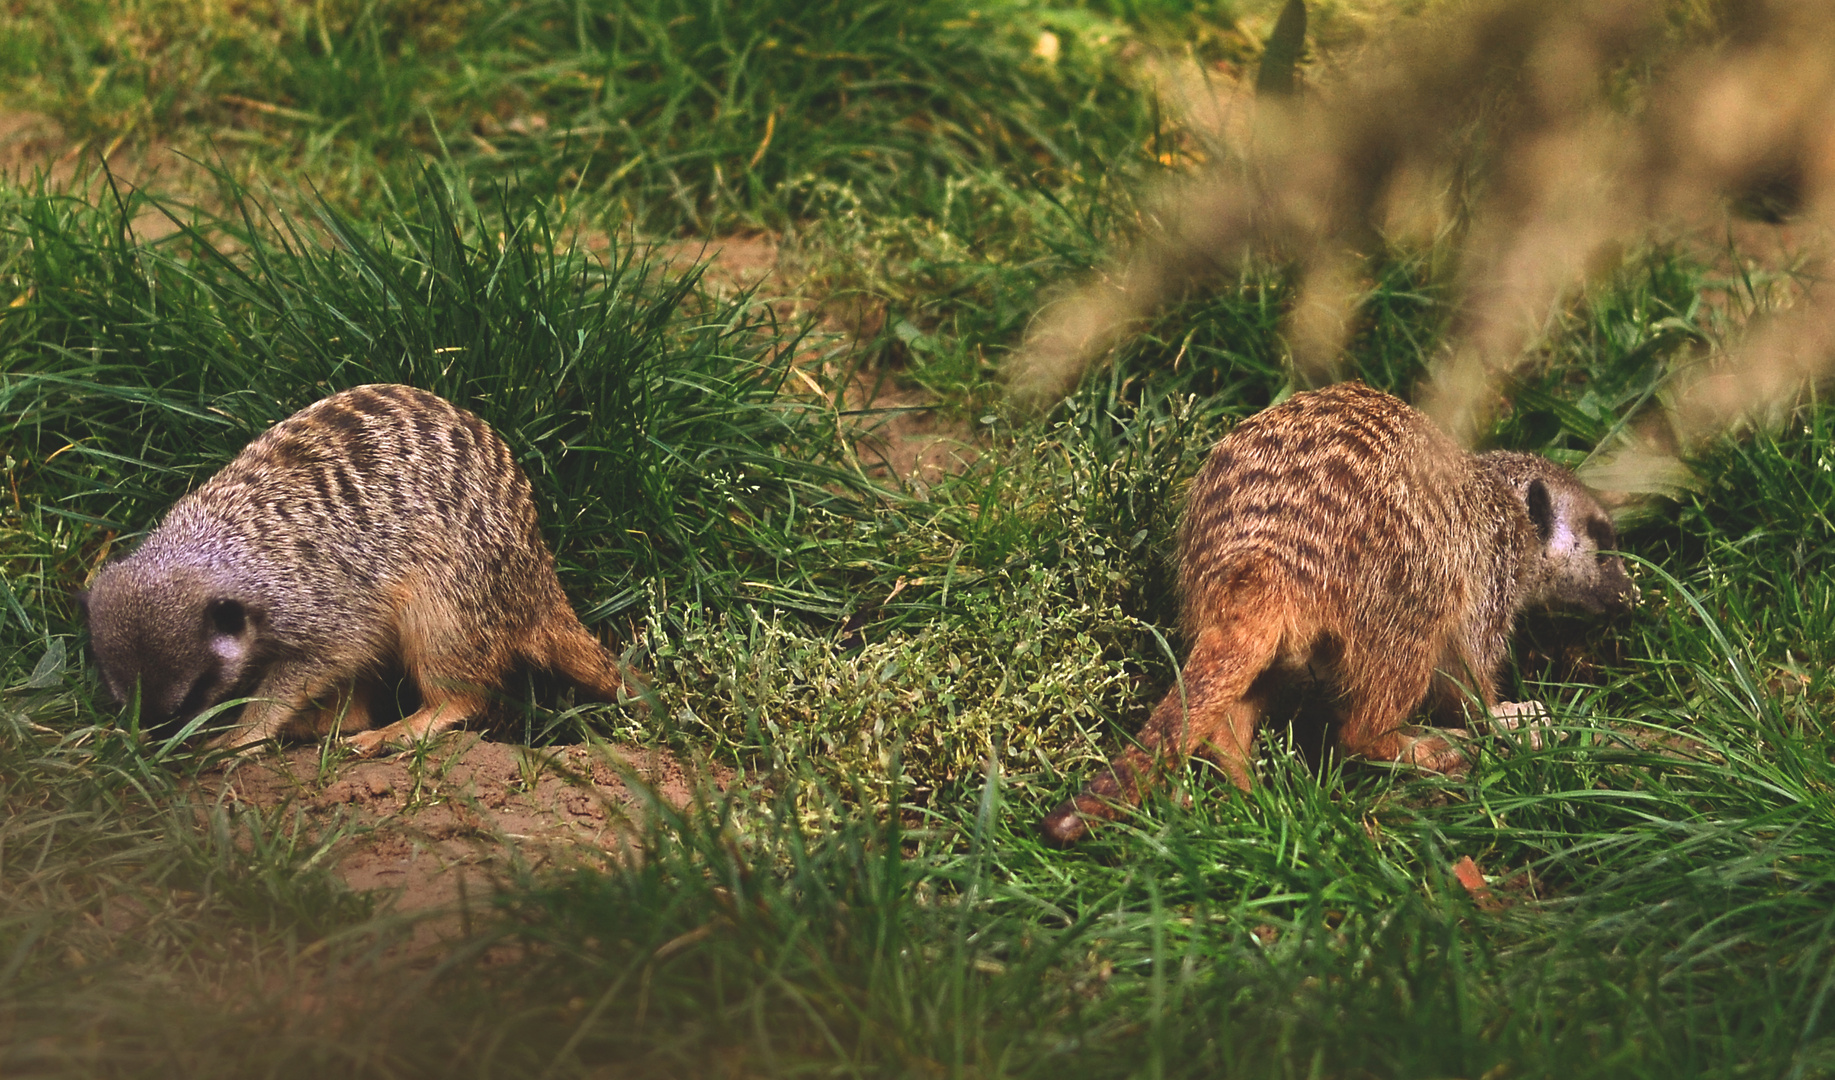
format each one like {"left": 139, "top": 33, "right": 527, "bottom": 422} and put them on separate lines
{"left": 210, "top": 737, "right": 726, "bottom": 931}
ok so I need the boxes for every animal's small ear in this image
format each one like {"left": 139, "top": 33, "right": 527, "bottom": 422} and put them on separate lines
{"left": 73, "top": 588, "right": 90, "bottom": 619}
{"left": 1526, "top": 479, "right": 1554, "bottom": 543}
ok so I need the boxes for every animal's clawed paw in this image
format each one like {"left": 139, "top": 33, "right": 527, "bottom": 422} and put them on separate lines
{"left": 1489, "top": 700, "right": 1558, "bottom": 750}
{"left": 1039, "top": 807, "right": 1090, "bottom": 847}
{"left": 342, "top": 729, "right": 391, "bottom": 757}
{"left": 1398, "top": 728, "right": 1472, "bottom": 777}
{"left": 344, "top": 729, "right": 411, "bottom": 755}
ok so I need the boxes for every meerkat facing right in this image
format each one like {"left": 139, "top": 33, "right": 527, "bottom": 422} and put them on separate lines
{"left": 1041, "top": 381, "right": 1635, "bottom": 846}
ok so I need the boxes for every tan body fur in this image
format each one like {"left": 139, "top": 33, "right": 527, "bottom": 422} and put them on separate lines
{"left": 1041, "top": 382, "right": 1634, "bottom": 846}
{"left": 81, "top": 384, "right": 630, "bottom": 753}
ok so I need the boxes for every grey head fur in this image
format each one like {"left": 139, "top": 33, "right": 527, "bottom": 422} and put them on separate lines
{"left": 1478, "top": 450, "right": 1638, "bottom": 616}
{"left": 79, "top": 558, "right": 271, "bottom": 727}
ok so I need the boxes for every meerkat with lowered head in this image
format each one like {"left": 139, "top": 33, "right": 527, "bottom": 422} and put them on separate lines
{"left": 1040, "top": 381, "right": 1635, "bottom": 846}
{"left": 79, "top": 384, "right": 633, "bottom": 754}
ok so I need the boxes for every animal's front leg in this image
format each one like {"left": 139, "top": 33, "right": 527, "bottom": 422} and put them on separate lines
{"left": 306, "top": 682, "right": 377, "bottom": 738}
{"left": 212, "top": 667, "right": 317, "bottom": 750}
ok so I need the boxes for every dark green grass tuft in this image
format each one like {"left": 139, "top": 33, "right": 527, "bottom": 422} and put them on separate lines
{"left": 0, "top": 168, "right": 880, "bottom": 634}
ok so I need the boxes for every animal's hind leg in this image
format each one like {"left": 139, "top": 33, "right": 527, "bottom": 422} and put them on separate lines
{"left": 1040, "top": 615, "right": 1279, "bottom": 847}
{"left": 346, "top": 587, "right": 494, "bottom": 756}
{"left": 1194, "top": 696, "right": 1266, "bottom": 792}
{"left": 1334, "top": 657, "right": 1468, "bottom": 776}
{"left": 346, "top": 667, "right": 489, "bottom": 756}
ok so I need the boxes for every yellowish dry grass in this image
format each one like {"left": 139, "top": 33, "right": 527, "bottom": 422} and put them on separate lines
{"left": 1010, "top": 0, "right": 1835, "bottom": 502}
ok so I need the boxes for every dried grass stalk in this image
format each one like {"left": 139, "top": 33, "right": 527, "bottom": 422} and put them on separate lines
{"left": 1010, "top": 0, "right": 1835, "bottom": 497}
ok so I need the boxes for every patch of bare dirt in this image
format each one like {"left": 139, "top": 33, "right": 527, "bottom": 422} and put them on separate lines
{"left": 0, "top": 111, "right": 68, "bottom": 176}
{"left": 629, "top": 231, "right": 984, "bottom": 493}
{"left": 848, "top": 375, "right": 982, "bottom": 494}
{"left": 0, "top": 111, "right": 216, "bottom": 244}
{"left": 648, "top": 233, "right": 782, "bottom": 298}
{"left": 211, "top": 736, "right": 728, "bottom": 939}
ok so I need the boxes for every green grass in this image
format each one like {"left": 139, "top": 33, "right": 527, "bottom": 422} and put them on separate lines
{"left": 5, "top": 1, "right": 1835, "bottom": 1076}
{"left": 3, "top": 0, "right": 1165, "bottom": 231}
{"left": 1, "top": 168, "right": 882, "bottom": 622}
